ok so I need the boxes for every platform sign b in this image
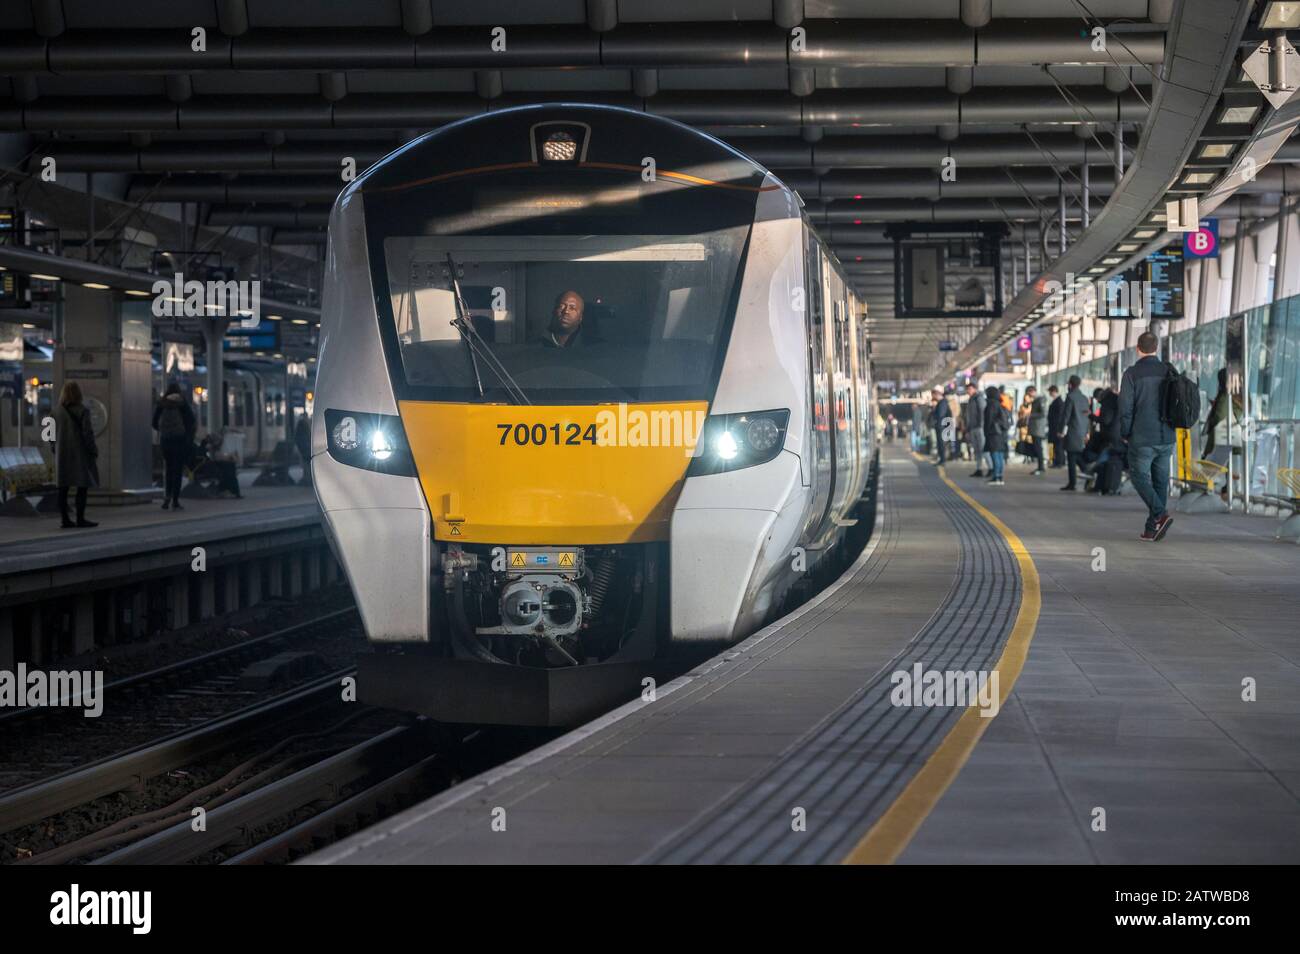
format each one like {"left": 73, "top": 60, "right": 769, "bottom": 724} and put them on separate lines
{"left": 1183, "top": 219, "right": 1218, "bottom": 259}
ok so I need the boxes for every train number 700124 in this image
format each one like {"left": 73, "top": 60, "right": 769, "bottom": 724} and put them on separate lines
{"left": 497, "top": 422, "right": 600, "bottom": 446}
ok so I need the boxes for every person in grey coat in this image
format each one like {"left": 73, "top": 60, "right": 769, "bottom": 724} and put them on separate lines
{"left": 1025, "top": 385, "right": 1048, "bottom": 476}
{"left": 1059, "top": 374, "right": 1090, "bottom": 491}
{"left": 961, "top": 382, "right": 989, "bottom": 477}
{"left": 54, "top": 380, "right": 100, "bottom": 529}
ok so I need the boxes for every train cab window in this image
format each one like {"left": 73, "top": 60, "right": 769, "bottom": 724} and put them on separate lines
{"left": 377, "top": 231, "right": 750, "bottom": 403}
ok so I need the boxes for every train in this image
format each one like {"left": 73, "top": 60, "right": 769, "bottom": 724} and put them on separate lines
{"left": 312, "top": 104, "right": 876, "bottom": 725}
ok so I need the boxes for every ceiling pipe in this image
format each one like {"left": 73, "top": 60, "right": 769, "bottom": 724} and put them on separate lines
{"left": 0, "top": 88, "right": 1150, "bottom": 131}
{"left": 0, "top": 22, "right": 1165, "bottom": 74}
{"left": 0, "top": 245, "right": 319, "bottom": 320}
{"left": 34, "top": 132, "right": 1136, "bottom": 174}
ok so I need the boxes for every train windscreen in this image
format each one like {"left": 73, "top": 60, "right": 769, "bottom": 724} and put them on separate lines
{"left": 375, "top": 228, "right": 750, "bottom": 404}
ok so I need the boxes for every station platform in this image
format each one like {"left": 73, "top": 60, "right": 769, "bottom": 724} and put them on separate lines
{"left": 308, "top": 443, "right": 1300, "bottom": 865}
{"left": 0, "top": 468, "right": 318, "bottom": 576}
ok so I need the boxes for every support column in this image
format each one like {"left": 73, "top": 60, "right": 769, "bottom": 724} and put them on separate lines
{"left": 167, "top": 575, "right": 191, "bottom": 630}
{"left": 1230, "top": 227, "right": 1251, "bottom": 315}
{"left": 197, "top": 571, "right": 216, "bottom": 620}
{"left": 0, "top": 607, "right": 14, "bottom": 672}
{"left": 73, "top": 593, "right": 95, "bottom": 656}
{"left": 1274, "top": 205, "right": 1291, "bottom": 304}
{"left": 223, "top": 566, "right": 241, "bottom": 613}
{"left": 266, "top": 557, "right": 284, "bottom": 598}
{"left": 129, "top": 589, "right": 147, "bottom": 639}
{"left": 306, "top": 548, "right": 322, "bottom": 591}
{"left": 287, "top": 553, "right": 303, "bottom": 598}
{"left": 244, "top": 560, "right": 262, "bottom": 607}
{"left": 202, "top": 319, "right": 231, "bottom": 436}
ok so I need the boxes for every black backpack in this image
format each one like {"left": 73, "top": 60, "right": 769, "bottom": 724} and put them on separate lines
{"left": 1161, "top": 364, "right": 1201, "bottom": 429}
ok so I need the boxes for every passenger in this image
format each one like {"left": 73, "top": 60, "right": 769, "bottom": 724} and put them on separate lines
{"left": 153, "top": 382, "right": 196, "bottom": 511}
{"left": 1046, "top": 385, "right": 1066, "bottom": 468}
{"left": 962, "top": 382, "right": 989, "bottom": 477}
{"left": 199, "top": 430, "right": 243, "bottom": 499}
{"left": 983, "top": 385, "right": 1012, "bottom": 485}
{"left": 1119, "top": 331, "right": 1175, "bottom": 541}
{"left": 294, "top": 413, "right": 313, "bottom": 486}
{"left": 537, "top": 290, "right": 599, "bottom": 348}
{"left": 53, "top": 381, "right": 99, "bottom": 529}
{"left": 1024, "top": 385, "right": 1047, "bottom": 476}
{"left": 1202, "top": 367, "right": 1241, "bottom": 502}
{"left": 929, "top": 387, "right": 952, "bottom": 464}
{"left": 1086, "top": 387, "right": 1125, "bottom": 495}
{"left": 1059, "top": 374, "right": 1090, "bottom": 491}
{"left": 944, "top": 385, "right": 962, "bottom": 460}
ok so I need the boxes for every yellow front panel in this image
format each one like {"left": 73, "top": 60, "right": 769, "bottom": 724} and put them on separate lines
{"left": 398, "top": 401, "right": 708, "bottom": 544}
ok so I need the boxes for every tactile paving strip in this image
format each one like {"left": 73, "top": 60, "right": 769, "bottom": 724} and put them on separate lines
{"left": 645, "top": 462, "right": 1020, "bottom": 864}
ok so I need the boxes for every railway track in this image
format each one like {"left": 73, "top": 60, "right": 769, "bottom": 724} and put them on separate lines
{"left": 0, "top": 608, "right": 364, "bottom": 792}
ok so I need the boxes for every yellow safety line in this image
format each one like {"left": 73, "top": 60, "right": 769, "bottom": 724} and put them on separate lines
{"left": 841, "top": 456, "right": 1041, "bottom": 865}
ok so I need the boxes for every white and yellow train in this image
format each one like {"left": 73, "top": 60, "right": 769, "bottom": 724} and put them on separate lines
{"left": 313, "top": 104, "right": 875, "bottom": 725}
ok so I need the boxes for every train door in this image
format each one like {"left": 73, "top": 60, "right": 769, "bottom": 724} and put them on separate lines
{"left": 804, "top": 228, "right": 837, "bottom": 547}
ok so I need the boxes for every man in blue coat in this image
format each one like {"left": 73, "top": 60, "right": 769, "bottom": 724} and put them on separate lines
{"left": 1119, "top": 331, "right": 1175, "bottom": 541}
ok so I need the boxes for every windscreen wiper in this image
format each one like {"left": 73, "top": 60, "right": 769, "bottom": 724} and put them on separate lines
{"left": 445, "top": 253, "right": 531, "bottom": 405}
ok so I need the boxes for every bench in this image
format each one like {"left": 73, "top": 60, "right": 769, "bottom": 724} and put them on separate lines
{"left": 1255, "top": 467, "right": 1300, "bottom": 541}
{"left": 1174, "top": 458, "right": 1229, "bottom": 514}
{"left": 252, "top": 440, "right": 298, "bottom": 487}
{"left": 0, "top": 446, "right": 53, "bottom": 505}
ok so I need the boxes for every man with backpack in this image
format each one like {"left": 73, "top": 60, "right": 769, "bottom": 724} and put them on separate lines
{"left": 153, "top": 382, "right": 197, "bottom": 511}
{"left": 1119, "top": 331, "right": 1192, "bottom": 541}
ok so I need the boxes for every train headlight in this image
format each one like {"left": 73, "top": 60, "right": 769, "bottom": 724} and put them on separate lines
{"left": 324, "top": 408, "right": 416, "bottom": 477}
{"left": 369, "top": 429, "right": 394, "bottom": 461}
{"left": 687, "top": 409, "right": 790, "bottom": 477}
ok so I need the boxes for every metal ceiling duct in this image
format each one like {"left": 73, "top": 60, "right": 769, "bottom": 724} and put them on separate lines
{"left": 0, "top": 21, "right": 1163, "bottom": 74}
{"left": 37, "top": 132, "right": 1135, "bottom": 175}
{"left": 0, "top": 245, "right": 319, "bottom": 320}
{"left": 0, "top": 88, "right": 1150, "bottom": 132}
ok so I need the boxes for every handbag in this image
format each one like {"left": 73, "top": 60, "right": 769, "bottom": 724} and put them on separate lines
{"left": 1014, "top": 439, "right": 1034, "bottom": 457}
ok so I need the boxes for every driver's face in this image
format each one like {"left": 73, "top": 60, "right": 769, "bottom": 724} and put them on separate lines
{"left": 554, "top": 293, "right": 583, "bottom": 331}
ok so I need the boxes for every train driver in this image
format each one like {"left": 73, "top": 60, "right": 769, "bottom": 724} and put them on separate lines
{"left": 537, "top": 289, "right": 598, "bottom": 348}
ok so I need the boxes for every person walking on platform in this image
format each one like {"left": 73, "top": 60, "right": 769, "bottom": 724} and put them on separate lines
{"left": 53, "top": 381, "right": 99, "bottom": 529}
{"left": 153, "top": 382, "right": 196, "bottom": 511}
{"left": 1059, "top": 375, "right": 1090, "bottom": 491}
{"left": 1047, "top": 385, "right": 1065, "bottom": 468}
{"left": 983, "top": 385, "right": 1011, "bottom": 485}
{"left": 1120, "top": 331, "right": 1176, "bottom": 541}
{"left": 944, "top": 386, "right": 962, "bottom": 461}
{"left": 1025, "top": 385, "right": 1048, "bottom": 475}
{"left": 962, "top": 382, "right": 989, "bottom": 477}
{"left": 929, "top": 387, "right": 952, "bottom": 465}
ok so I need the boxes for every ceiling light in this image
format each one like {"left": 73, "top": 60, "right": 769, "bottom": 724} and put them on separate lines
{"left": 266, "top": 313, "right": 282, "bottom": 321}
{"left": 1103, "top": 257, "right": 1122, "bottom": 264}
{"left": 1183, "top": 172, "right": 1217, "bottom": 185}
{"left": 290, "top": 318, "right": 309, "bottom": 325}
{"left": 1261, "top": 2, "right": 1300, "bottom": 29}
{"left": 1117, "top": 244, "right": 1138, "bottom": 251}
{"left": 1218, "top": 104, "right": 1258, "bottom": 125}
{"left": 1198, "top": 143, "right": 1235, "bottom": 159}
{"left": 1133, "top": 229, "right": 1157, "bottom": 238}
{"left": 124, "top": 289, "right": 150, "bottom": 297}
{"left": 81, "top": 282, "right": 110, "bottom": 290}
{"left": 30, "top": 273, "right": 61, "bottom": 281}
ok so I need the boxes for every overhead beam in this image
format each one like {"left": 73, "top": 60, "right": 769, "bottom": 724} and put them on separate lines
{"left": 0, "top": 22, "right": 1165, "bottom": 75}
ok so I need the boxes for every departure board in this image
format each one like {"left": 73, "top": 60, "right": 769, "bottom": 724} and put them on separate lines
{"left": 1142, "top": 245, "right": 1184, "bottom": 318}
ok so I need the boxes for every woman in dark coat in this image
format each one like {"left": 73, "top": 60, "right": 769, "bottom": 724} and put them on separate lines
{"left": 983, "top": 385, "right": 1011, "bottom": 485}
{"left": 53, "top": 380, "right": 99, "bottom": 529}
{"left": 153, "top": 382, "right": 197, "bottom": 510}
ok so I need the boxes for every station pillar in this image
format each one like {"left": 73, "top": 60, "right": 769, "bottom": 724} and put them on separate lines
{"left": 202, "top": 319, "right": 230, "bottom": 436}
{"left": 52, "top": 286, "right": 154, "bottom": 492}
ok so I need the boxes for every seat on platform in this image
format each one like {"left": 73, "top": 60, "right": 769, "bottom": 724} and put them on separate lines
{"left": 0, "top": 446, "right": 52, "bottom": 511}
{"left": 252, "top": 441, "right": 298, "bottom": 487}
{"left": 1176, "top": 458, "right": 1229, "bottom": 514}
